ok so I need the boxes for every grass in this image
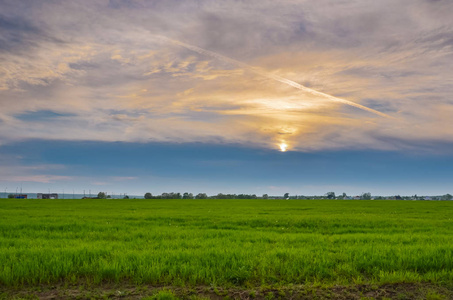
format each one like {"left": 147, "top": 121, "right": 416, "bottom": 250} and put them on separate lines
{"left": 0, "top": 199, "right": 452, "bottom": 295}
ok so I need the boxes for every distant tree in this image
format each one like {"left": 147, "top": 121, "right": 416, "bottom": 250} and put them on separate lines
{"left": 107, "top": 195, "right": 111, "bottom": 198}
{"left": 216, "top": 193, "right": 226, "bottom": 199}
{"left": 183, "top": 192, "right": 193, "bottom": 199}
{"left": 326, "top": 192, "right": 335, "bottom": 199}
{"left": 361, "top": 192, "right": 371, "bottom": 200}
{"left": 144, "top": 192, "right": 153, "bottom": 199}
{"left": 238, "top": 194, "right": 256, "bottom": 199}
{"left": 262, "top": 194, "right": 269, "bottom": 199}
{"left": 123, "top": 195, "right": 129, "bottom": 199}
{"left": 8, "top": 194, "right": 14, "bottom": 198}
{"left": 97, "top": 192, "right": 106, "bottom": 199}
{"left": 284, "top": 193, "right": 289, "bottom": 199}
{"left": 195, "top": 193, "right": 208, "bottom": 199}
{"left": 342, "top": 192, "right": 347, "bottom": 199}
{"left": 442, "top": 194, "right": 452, "bottom": 200}
{"left": 161, "top": 192, "right": 181, "bottom": 199}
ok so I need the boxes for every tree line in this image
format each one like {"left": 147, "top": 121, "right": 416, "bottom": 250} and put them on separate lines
{"left": 140, "top": 192, "right": 453, "bottom": 200}
{"left": 143, "top": 192, "right": 261, "bottom": 199}
{"left": 6, "top": 191, "right": 452, "bottom": 200}
{"left": 142, "top": 192, "right": 368, "bottom": 200}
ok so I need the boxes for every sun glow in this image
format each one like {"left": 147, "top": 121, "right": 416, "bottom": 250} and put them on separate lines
{"left": 279, "top": 143, "right": 288, "bottom": 152}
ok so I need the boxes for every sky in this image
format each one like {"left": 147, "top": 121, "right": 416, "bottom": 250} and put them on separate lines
{"left": 1, "top": 0, "right": 453, "bottom": 197}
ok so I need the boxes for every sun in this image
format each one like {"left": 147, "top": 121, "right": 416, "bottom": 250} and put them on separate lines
{"left": 279, "top": 143, "right": 288, "bottom": 152}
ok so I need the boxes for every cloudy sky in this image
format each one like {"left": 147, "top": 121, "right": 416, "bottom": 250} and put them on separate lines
{"left": 1, "top": 0, "right": 453, "bottom": 196}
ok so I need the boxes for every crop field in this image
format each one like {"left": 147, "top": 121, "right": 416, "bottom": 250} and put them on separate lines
{"left": 1, "top": 199, "right": 453, "bottom": 299}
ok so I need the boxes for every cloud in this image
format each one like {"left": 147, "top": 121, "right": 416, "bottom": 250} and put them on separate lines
{"left": 4, "top": 175, "right": 73, "bottom": 183}
{"left": 0, "top": 162, "right": 73, "bottom": 183}
{"left": 112, "top": 176, "right": 137, "bottom": 181}
{"left": 0, "top": 0, "right": 452, "bottom": 152}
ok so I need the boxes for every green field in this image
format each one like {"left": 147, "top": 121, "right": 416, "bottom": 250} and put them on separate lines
{"left": 1, "top": 199, "right": 453, "bottom": 299}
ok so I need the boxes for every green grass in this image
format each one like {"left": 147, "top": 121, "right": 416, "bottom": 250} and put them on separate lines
{"left": 0, "top": 199, "right": 452, "bottom": 288}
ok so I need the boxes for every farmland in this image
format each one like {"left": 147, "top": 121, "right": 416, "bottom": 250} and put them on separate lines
{"left": 1, "top": 199, "right": 453, "bottom": 299}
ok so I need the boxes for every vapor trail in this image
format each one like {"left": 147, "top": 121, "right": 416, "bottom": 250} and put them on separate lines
{"left": 153, "top": 35, "right": 392, "bottom": 119}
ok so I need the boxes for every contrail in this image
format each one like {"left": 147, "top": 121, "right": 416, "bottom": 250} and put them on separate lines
{"left": 153, "top": 35, "right": 392, "bottom": 119}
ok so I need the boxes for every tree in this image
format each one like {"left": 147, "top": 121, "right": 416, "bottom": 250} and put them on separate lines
{"left": 161, "top": 192, "right": 181, "bottom": 199}
{"left": 326, "top": 192, "right": 335, "bottom": 199}
{"left": 262, "top": 194, "right": 269, "bottom": 199}
{"left": 8, "top": 194, "right": 14, "bottom": 198}
{"left": 144, "top": 192, "right": 153, "bottom": 199}
{"left": 195, "top": 193, "right": 208, "bottom": 199}
{"left": 361, "top": 192, "right": 371, "bottom": 200}
{"left": 284, "top": 193, "right": 289, "bottom": 199}
{"left": 183, "top": 192, "right": 193, "bottom": 199}
{"left": 97, "top": 192, "right": 106, "bottom": 199}
{"left": 216, "top": 193, "right": 227, "bottom": 199}
{"left": 442, "top": 194, "right": 452, "bottom": 200}
{"left": 123, "top": 195, "right": 129, "bottom": 199}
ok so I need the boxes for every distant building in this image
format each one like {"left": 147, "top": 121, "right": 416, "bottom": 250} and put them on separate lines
{"left": 14, "top": 194, "right": 28, "bottom": 199}
{"left": 37, "top": 193, "right": 58, "bottom": 199}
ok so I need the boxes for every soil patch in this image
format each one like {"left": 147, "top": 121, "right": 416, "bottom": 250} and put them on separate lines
{"left": 1, "top": 282, "right": 452, "bottom": 299}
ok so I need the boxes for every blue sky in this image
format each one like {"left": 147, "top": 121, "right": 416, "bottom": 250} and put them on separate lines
{"left": 1, "top": 139, "right": 452, "bottom": 196}
{"left": 1, "top": 0, "right": 453, "bottom": 196}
